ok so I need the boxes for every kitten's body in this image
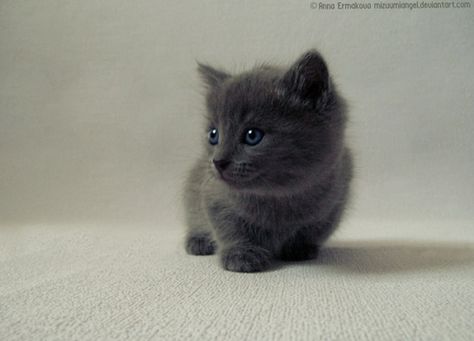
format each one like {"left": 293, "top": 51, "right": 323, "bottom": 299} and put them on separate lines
{"left": 184, "top": 50, "right": 353, "bottom": 272}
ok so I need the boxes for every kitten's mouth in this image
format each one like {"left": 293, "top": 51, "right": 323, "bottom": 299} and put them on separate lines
{"left": 216, "top": 171, "right": 256, "bottom": 188}
{"left": 217, "top": 172, "right": 241, "bottom": 186}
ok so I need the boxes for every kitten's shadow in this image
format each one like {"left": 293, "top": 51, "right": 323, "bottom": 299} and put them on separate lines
{"left": 285, "top": 240, "right": 474, "bottom": 274}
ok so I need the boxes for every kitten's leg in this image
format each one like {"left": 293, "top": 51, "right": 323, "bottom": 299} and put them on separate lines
{"left": 184, "top": 189, "right": 217, "bottom": 256}
{"left": 279, "top": 227, "right": 320, "bottom": 261}
{"left": 185, "top": 229, "right": 216, "bottom": 256}
{"left": 209, "top": 204, "right": 272, "bottom": 272}
{"left": 279, "top": 205, "right": 344, "bottom": 261}
{"left": 184, "top": 206, "right": 217, "bottom": 255}
{"left": 183, "top": 162, "right": 217, "bottom": 256}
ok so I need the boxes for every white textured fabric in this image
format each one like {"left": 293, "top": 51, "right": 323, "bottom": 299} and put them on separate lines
{"left": 1, "top": 223, "right": 473, "bottom": 340}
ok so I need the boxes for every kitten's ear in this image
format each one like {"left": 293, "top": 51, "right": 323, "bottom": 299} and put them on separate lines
{"left": 282, "top": 50, "right": 330, "bottom": 103}
{"left": 197, "top": 62, "right": 230, "bottom": 89}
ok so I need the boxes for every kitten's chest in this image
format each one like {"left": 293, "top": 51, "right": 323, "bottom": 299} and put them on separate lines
{"left": 234, "top": 194, "right": 317, "bottom": 228}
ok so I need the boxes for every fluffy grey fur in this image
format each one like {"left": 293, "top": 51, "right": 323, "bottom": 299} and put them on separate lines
{"left": 183, "top": 50, "right": 353, "bottom": 272}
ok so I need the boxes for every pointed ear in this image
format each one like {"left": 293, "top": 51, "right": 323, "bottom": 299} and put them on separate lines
{"left": 282, "top": 50, "right": 330, "bottom": 103}
{"left": 197, "top": 62, "right": 230, "bottom": 89}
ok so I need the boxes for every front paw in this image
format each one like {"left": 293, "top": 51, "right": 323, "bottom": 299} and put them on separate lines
{"left": 185, "top": 233, "right": 216, "bottom": 255}
{"left": 221, "top": 245, "right": 271, "bottom": 272}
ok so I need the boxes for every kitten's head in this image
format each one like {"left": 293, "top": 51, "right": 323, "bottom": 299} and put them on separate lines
{"left": 198, "top": 50, "right": 346, "bottom": 196}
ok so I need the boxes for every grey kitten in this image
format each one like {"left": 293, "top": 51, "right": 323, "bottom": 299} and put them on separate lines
{"left": 183, "top": 50, "right": 353, "bottom": 272}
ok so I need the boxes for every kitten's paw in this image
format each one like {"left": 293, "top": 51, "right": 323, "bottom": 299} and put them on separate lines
{"left": 185, "top": 233, "right": 216, "bottom": 255}
{"left": 279, "top": 242, "right": 319, "bottom": 261}
{"left": 221, "top": 246, "right": 272, "bottom": 273}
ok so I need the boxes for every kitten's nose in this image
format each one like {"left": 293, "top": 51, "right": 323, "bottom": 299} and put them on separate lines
{"left": 213, "top": 159, "right": 231, "bottom": 172}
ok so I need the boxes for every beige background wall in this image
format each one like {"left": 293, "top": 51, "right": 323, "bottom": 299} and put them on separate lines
{"left": 1, "top": 1, "right": 473, "bottom": 232}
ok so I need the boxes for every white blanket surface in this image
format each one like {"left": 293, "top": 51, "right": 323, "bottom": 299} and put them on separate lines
{"left": 1, "top": 222, "right": 473, "bottom": 340}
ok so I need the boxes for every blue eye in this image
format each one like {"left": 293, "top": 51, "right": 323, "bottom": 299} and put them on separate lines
{"left": 208, "top": 128, "right": 219, "bottom": 145}
{"left": 244, "top": 128, "right": 264, "bottom": 146}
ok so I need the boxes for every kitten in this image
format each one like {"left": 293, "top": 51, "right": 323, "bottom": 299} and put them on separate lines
{"left": 183, "top": 50, "right": 353, "bottom": 272}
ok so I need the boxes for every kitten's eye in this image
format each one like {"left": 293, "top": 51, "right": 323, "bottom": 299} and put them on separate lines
{"left": 244, "top": 128, "right": 264, "bottom": 146}
{"left": 208, "top": 128, "right": 219, "bottom": 145}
